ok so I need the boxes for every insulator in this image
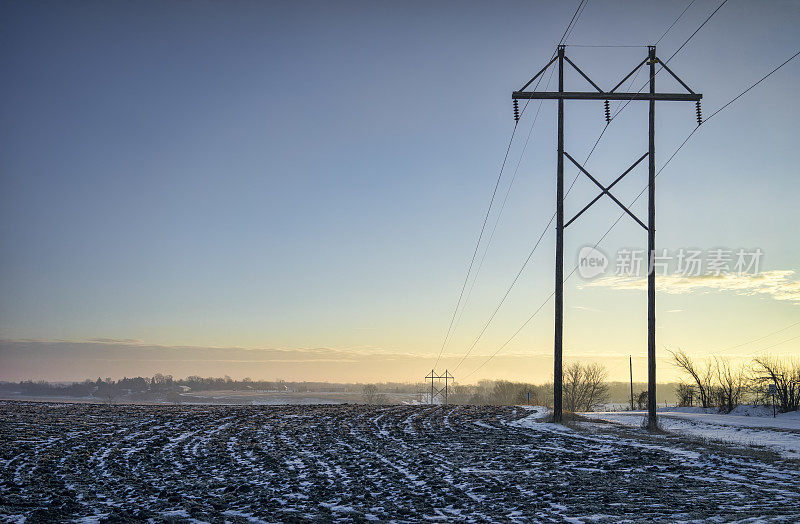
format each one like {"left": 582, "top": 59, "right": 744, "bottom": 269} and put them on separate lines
{"left": 604, "top": 100, "right": 610, "bottom": 123}
{"left": 513, "top": 99, "right": 520, "bottom": 122}
{"left": 695, "top": 100, "right": 703, "bottom": 125}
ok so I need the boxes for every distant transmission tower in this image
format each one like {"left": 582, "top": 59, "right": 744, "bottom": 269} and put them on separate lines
{"left": 425, "top": 369, "right": 453, "bottom": 405}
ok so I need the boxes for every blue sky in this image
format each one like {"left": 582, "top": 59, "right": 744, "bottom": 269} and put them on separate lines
{"left": 1, "top": 1, "right": 798, "bottom": 382}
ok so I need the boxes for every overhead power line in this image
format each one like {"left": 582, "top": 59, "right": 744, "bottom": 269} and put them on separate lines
{"left": 432, "top": 122, "right": 518, "bottom": 370}
{"left": 664, "top": 0, "right": 726, "bottom": 63}
{"left": 747, "top": 333, "right": 800, "bottom": 356}
{"left": 451, "top": 2, "right": 701, "bottom": 375}
{"left": 449, "top": 10, "right": 592, "bottom": 341}
{"left": 557, "top": 0, "right": 590, "bottom": 48}
{"left": 566, "top": 45, "right": 647, "bottom": 48}
{"left": 708, "top": 320, "right": 800, "bottom": 357}
{"left": 452, "top": 64, "right": 557, "bottom": 336}
{"left": 449, "top": 0, "right": 594, "bottom": 342}
{"left": 563, "top": 1, "right": 696, "bottom": 50}
{"left": 656, "top": 0, "right": 697, "bottom": 45}
{"left": 461, "top": 47, "right": 800, "bottom": 380}
{"left": 704, "top": 50, "right": 800, "bottom": 120}
{"left": 609, "top": 0, "right": 727, "bottom": 122}
{"left": 574, "top": 0, "right": 696, "bottom": 176}
{"left": 448, "top": 2, "right": 595, "bottom": 373}
{"left": 433, "top": 0, "right": 588, "bottom": 370}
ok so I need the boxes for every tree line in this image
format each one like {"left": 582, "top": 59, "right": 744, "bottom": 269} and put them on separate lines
{"left": 5, "top": 353, "right": 795, "bottom": 413}
{"left": 362, "top": 362, "right": 613, "bottom": 411}
{"left": 671, "top": 350, "right": 799, "bottom": 413}
{"left": 0, "top": 375, "right": 413, "bottom": 400}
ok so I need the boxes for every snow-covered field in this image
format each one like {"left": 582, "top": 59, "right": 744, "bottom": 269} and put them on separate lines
{"left": 584, "top": 407, "right": 800, "bottom": 459}
{"left": 1, "top": 401, "right": 799, "bottom": 522}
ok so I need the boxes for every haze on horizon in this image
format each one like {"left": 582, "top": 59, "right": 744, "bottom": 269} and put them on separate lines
{"left": 1, "top": 1, "right": 798, "bottom": 385}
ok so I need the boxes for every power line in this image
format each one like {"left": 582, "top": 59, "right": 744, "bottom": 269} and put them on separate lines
{"left": 432, "top": 123, "right": 518, "bottom": 370}
{"left": 449, "top": 0, "right": 593, "bottom": 338}
{"left": 656, "top": 0, "right": 697, "bottom": 45}
{"left": 584, "top": 0, "right": 695, "bottom": 154}
{"left": 453, "top": 64, "right": 557, "bottom": 335}
{"left": 747, "top": 333, "right": 800, "bottom": 356}
{"left": 591, "top": 48, "right": 800, "bottom": 299}
{"left": 467, "top": 318, "right": 800, "bottom": 382}
{"left": 646, "top": 49, "right": 799, "bottom": 185}
{"left": 566, "top": 44, "right": 647, "bottom": 48}
{"left": 557, "top": 0, "right": 589, "bottom": 48}
{"left": 433, "top": 0, "right": 588, "bottom": 370}
{"left": 708, "top": 320, "right": 800, "bottom": 356}
{"left": 609, "top": 0, "right": 727, "bottom": 122}
{"left": 452, "top": 5, "right": 700, "bottom": 375}
{"left": 705, "top": 50, "right": 800, "bottom": 121}
{"left": 584, "top": 0, "right": 687, "bottom": 141}
{"left": 452, "top": 219, "right": 551, "bottom": 372}
{"left": 461, "top": 292, "right": 554, "bottom": 380}
{"left": 664, "top": 0, "right": 726, "bottom": 64}
{"left": 450, "top": 27, "right": 581, "bottom": 340}
{"left": 460, "top": 47, "right": 799, "bottom": 380}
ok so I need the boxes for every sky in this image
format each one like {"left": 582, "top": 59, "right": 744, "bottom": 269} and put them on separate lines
{"left": 1, "top": 0, "right": 798, "bottom": 384}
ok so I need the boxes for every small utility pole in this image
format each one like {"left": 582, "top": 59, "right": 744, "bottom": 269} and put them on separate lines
{"left": 629, "top": 355, "right": 635, "bottom": 411}
{"left": 512, "top": 45, "right": 701, "bottom": 427}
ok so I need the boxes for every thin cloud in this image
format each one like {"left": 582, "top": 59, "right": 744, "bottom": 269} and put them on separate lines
{"left": 88, "top": 338, "right": 144, "bottom": 344}
{"left": 573, "top": 305, "right": 603, "bottom": 312}
{"left": 582, "top": 270, "right": 800, "bottom": 305}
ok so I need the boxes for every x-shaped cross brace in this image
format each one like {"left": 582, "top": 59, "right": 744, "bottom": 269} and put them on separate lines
{"left": 563, "top": 151, "right": 649, "bottom": 230}
{"left": 432, "top": 386, "right": 448, "bottom": 398}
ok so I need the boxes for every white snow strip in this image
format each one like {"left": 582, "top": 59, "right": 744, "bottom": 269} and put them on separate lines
{"left": 585, "top": 410, "right": 800, "bottom": 459}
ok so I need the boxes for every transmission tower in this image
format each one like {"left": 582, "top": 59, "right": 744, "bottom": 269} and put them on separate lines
{"left": 512, "top": 45, "right": 702, "bottom": 428}
{"left": 425, "top": 369, "right": 453, "bottom": 405}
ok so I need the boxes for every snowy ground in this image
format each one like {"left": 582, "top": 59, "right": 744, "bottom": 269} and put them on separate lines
{"left": 1, "top": 401, "right": 799, "bottom": 522}
{"left": 584, "top": 407, "right": 800, "bottom": 459}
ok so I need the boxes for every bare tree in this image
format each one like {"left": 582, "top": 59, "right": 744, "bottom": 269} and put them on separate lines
{"left": 94, "top": 379, "right": 117, "bottom": 405}
{"left": 103, "top": 390, "right": 116, "bottom": 406}
{"left": 670, "top": 349, "right": 715, "bottom": 408}
{"left": 636, "top": 390, "right": 648, "bottom": 410}
{"left": 542, "top": 382, "right": 555, "bottom": 409}
{"left": 563, "top": 362, "right": 609, "bottom": 412}
{"left": 582, "top": 363, "right": 609, "bottom": 411}
{"left": 563, "top": 363, "right": 584, "bottom": 413}
{"left": 751, "top": 355, "right": 800, "bottom": 413}
{"left": 715, "top": 357, "right": 745, "bottom": 413}
{"left": 676, "top": 383, "right": 696, "bottom": 407}
{"left": 362, "top": 384, "right": 385, "bottom": 405}
{"left": 362, "top": 384, "right": 377, "bottom": 404}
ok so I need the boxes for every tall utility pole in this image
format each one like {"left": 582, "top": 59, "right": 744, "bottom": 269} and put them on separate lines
{"left": 554, "top": 45, "right": 565, "bottom": 423}
{"left": 647, "top": 46, "right": 658, "bottom": 429}
{"left": 512, "top": 45, "right": 701, "bottom": 427}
